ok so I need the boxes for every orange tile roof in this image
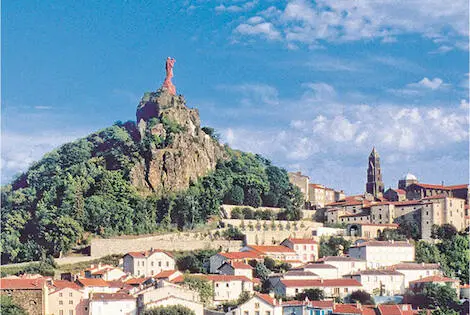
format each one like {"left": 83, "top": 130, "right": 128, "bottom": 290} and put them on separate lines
{"left": 125, "top": 249, "right": 173, "bottom": 258}
{"left": 90, "top": 292, "right": 135, "bottom": 301}
{"left": 125, "top": 277, "right": 150, "bottom": 285}
{"left": 219, "top": 251, "right": 261, "bottom": 259}
{"left": 247, "top": 245, "right": 295, "bottom": 253}
{"left": 256, "top": 293, "right": 276, "bottom": 306}
{"left": 229, "top": 262, "right": 253, "bottom": 270}
{"left": 280, "top": 278, "right": 362, "bottom": 287}
{"left": 286, "top": 238, "right": 318, "bottom": 244}
{"left": 409, "top": 275, "right": 458, "bottom": 284}
{"left": 0, "top": 278, "right": 46, "bottom": 290}
{"left": 76, "top": 278, "right": 109, "bottom": 287}
{"left": 378, "top": 304, "right": 414, "bottom": 315}
{"left": 154, "top": 270, "right": 179, "bottom": 279}
{"left": 446, "top": 184, "right": 468, "bottom": 190}
{"left": 413, "top": 183, "right": 449, "bottom": 190}
{"left": 50, "top": 280, "right": 81, "bottom": 291}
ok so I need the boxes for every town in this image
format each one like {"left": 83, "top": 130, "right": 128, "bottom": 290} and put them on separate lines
{"left": 2, "top": 147, "right": 468, "bottom": 315}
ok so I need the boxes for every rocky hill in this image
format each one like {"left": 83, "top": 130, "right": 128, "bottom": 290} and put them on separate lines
{"left": 1, "top": 89, "right": 303, "bottom": 264}
{"left": 132, "top": 90, "right": 227, "bottom": 194}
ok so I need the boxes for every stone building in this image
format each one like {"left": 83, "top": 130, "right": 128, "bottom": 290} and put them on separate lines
{"left": 345, "top": 269, "right": 405, "bottom": 295}
{"left": 383, "top": 188, "right": 406, "bottom": 202}
{"left": 348, "top": 241, "right": 415, "bottom": 269}
{"left": 398, "top": 173, "right": 419, "bottom": 190}
{"left": 366, "top": 148, "right": 384, "bottom": 198}
{"left": 288, "top": 171, "right": 310, "bottom": 201}
{"left": 123, "top": 248, "right": 175, "bottom": 277}
{"left": 0, "top": 277, "right": 49, "bottom": 315}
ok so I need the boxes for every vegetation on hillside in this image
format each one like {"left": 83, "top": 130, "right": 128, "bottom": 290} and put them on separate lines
{"left": 1, "top": 121, "right": 302, "bottom": 264}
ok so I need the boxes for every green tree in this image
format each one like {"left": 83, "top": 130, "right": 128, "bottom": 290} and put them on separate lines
{"left": 224, "top": 185, "right": 245, "bottom": 205}
{"left": 182, "top": 275, "right": 214, "bottom": 305}
{"left": 319, "top": 236, "right": 352, "bottom": 257}
{"left": 415, "top": 240, "right": 442, "bottom": 264}
{"left": 438, "top": 234, "right": 469, "bottom": 283}
{"left": 264, "top": 257, "right": 276, "bottom": 271}
{"left": 176, "top": 254, "right": 202, "bottom": 273}
{"left": 230, "top": 207, "right": 243, "bottom": 219}
{"left": 143, "top": 305, "right": 195, "bottom": 315}
{"left": 432, "top": 224, "right": 458, "bottom": 240}
{"left": 350, "top": 290, "right": 375, "bottom": 305}
{"left": 255, "top": 262, "right": 270, "bottom": 281}
{"left": 0, "top": 296, "right": 27, "bottom": 315}
{"left": 405, "top": 283, "right": 459, "bottom": 311}
{"left": 222, "top": 226, "right": 244, "bottom": 241}
{"left": 295, "top": 288, "right": 324, "bottom": 301}
{"left": 244, "top": 187, "right": 262, "bottom": 208}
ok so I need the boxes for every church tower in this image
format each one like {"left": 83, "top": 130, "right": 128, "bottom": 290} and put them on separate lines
{"left": 366, "top": 147, "right": 384, "bottom": 198}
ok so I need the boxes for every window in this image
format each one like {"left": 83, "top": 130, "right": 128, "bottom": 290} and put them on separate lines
{"left": 151, "top": 261, "right": 154, "bottom": 266}
{"left": 59, "top": 311, "right": 64, "bottom": 315}
{"left": 303, "top": 245, "right": 307, "bottom": 250}
{"left": 216, "top": 283, "right": 219, "bottom": 287}
{"left": 59, "top": 301, "right": 63, "bottom": 305}
{"left": 137, "top": 270, "right": 140, "bottom": 275}
{"left": 244, "top": 312, "right": 249, "bottom": 315}
{"left": 334, "top": 288, "right": 340, "bottom": 295}
{"left": 295, "top": 288, "right": 299, "bottom": 294}
{"left": 69, "top": 292, "right": 73, "bottom": 297}
{"left": 142, "top": 261, "right": 145, "bottom": 266}
{"left": 158, "top": 261, "right": 162, "bottom": 267}
{"left": 137, "top": 261, "right": 140, "bottom": 267}
{"left": 255, "top": 302, "right": 260, "bottom": 308}
{"left": 226, "top": 283, "right": 230, "bottom": 287}
{"left": 69, "top": 310, "right": 74, "bottom": 315}
{"left": 344, "top": 288, "right": 348, "bottom": 293}
{"left": 59, "top": 292, "right": 63, "bottom": 297}
{"left": 166, "top": 261, "right": 170, "bottom": 267}
{"left": 266, "top": 312, "right": 271, "bottom": 315}
{"left": 69, "top": 300, "right": 73, "bottom": 305}
{"left": 255, "top": 312, "right": 260, "bottom": 315}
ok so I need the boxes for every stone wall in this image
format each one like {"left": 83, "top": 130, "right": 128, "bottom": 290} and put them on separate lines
{"left": 90, "top": 232, "right": 243, "bottom": 257}
{"left": 222, "top": 219, "right": 323, "bottom": 245}
{"left": 1, "top": 288, "right": 45, "bottom": 315}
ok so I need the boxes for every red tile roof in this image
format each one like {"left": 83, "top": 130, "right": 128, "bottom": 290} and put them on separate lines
{"left": 0, "top": 278, "right": 46, "bottom": 290}
{"left": 256, "top": 293, "right": 277, "bottom": 306}
{"left": 76, "top": 278, "right": 109, "bottom": 287}
{"left": 333, "top": 304, "right": 362, "bottom": 314}
{"left": 90, "top": 292, "right": 135, "bottom": 301}
{"left": 303, "top": 263, "right": 337, "bottom": 269}
{"left": 286, "top": 238, "right": 318, "bottom": 244}
{"left": 204, "top": 275, "right": 253, "bottom": 283}
{"left": 280, "top": 278, "right": 362, "bottom": 288}
{"left": 125, "top": 249, "right": 173, "bottom": 258}
{"left": 247, "top": 245, "right": 295, "bottom": 253}
{"left": 390, "top": 263, "right": 440, "bottom": 270}
{"left": 219, "top": 251, "right": 261, "bottom": 259}
{"left": 378, "top": 304, "right": 414, "bottom": 315}
{"left": 446, "top": 184, "right": 468, "bottom": 190}
{"left": 395, "top": 189, "right": 406, "bottom": 194}
{"left": 350, "top": 269, "right": 403, "bottom": 276}
{"left": 351, "top": 240, "right": 412, "bottom": 248}
{"left": 409, "top": 275, "right": 458, "bottom": 284}
{"left": 413, "top": 183, "right": 449, "bottom": 190}
{"left": 311, "top": 300, "right": 334, "bottom": 308}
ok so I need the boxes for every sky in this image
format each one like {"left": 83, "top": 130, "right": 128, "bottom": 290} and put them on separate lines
{"left": 2, "top": 0, "right": 469, "bottom": 195}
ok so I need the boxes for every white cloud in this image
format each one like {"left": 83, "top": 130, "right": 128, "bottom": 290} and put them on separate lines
{"left": 234, "top": 22, "right": 281, "bottom": 40}
{"left": 1, "top": 131, "right": 86, "bottom": 183}
{"left": 408, "top": 77, "right": 445, "bottom": 90}
{"left": 217, "top": 83, "right": 280, "bottom": 106}
{"left": 232, "top": 0, "right": 468, "bottom": 49}
{"left": 215, "top": 1, "right": 257, "bottom": 13}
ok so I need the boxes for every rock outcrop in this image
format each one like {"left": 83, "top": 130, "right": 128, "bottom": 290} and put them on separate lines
{"left": 131, "top": 89, "right": 227, "bottom": 194}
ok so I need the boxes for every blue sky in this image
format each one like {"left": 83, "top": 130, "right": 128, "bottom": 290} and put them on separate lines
{"left": 2, "top": 0, "right": 469, "bottom": 194}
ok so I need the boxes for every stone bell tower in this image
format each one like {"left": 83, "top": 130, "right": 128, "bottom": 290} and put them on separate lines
{"left": 366, "top": 147, "right": 384, "bottom": 198}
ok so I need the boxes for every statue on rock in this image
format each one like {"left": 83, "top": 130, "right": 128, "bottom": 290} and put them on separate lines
{"left": 161, "top": 57, "right": 176, "bottom": 95}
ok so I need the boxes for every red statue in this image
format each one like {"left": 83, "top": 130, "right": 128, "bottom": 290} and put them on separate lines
{"left": 162, "top": 57, "right": 176, "bottom": 95}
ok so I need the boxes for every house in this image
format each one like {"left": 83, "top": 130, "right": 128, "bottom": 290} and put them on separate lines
{"left": 218, "top": 261, "right": 253, "bottom": 279}
{"left": 225, "top": 293, "right": 282, "bottom": 315}
{"left": 135, "top": 280, "right": 200, "bottom": 311}
{"left": 88, "top": 292, "right": 137, "bottom": 315}
{"left": 84, "top": 263, "right": 126, "bottom": 281}
{"left": 76, "top": 278, "right": 117, "bottom": 299}
{"left": 143, "top": 295, "right": 204, "bottom": 315}
{"left": 316, "top": 256, "right": 367, "bottom": 277}
{"left": 348, "top": 241, "right": 415, "bottom": 268}
{"left": 48, "top": 280, "right": 87, "bottom": 315}
{"left": 268, "top": 270, "right": 319, "bottom": 292}
{"left": 123, "top": 249, "right": 175, "bottom": 277}
{"left": 345, "top": 269, "right": 405, "bottom": 295}
{"left": 333, "top": 303, "right": 377, "bottom": 315}
{"left": 204, "top": 275, "right": 254, "bottom": 305}
{"left": 242, "top": 245, "right": 299, "bottom": 262}
{"left": 153, "top": 270, "right": 183, "bottom": 282}
{"left": 409, "top": 275, "right": 460, "bottom": 296}
{"left": 389, "top": 263, "right": 442, "bottom": 289}
{"left": 209, "top": 251, "right": 262, "bottom": 274}
{"left": 273, "top": 278, "right": 362, "bottom": 298}
{"left": 301, "top": 263, "right": 339, "bottom": 279}
{"left": 0, "top": 277, "right": 49, "bottom": 315}
{"left": 281, "top": 238, "right": 319, "bottom": 262}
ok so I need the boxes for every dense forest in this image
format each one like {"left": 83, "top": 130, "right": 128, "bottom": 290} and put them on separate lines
{"left": 1, "top": 121, "right": 302, "bottom": 263}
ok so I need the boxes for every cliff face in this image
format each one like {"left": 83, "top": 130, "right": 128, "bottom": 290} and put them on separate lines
{"left": 131, "top": 89, "right": 227, "bottom": 194}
